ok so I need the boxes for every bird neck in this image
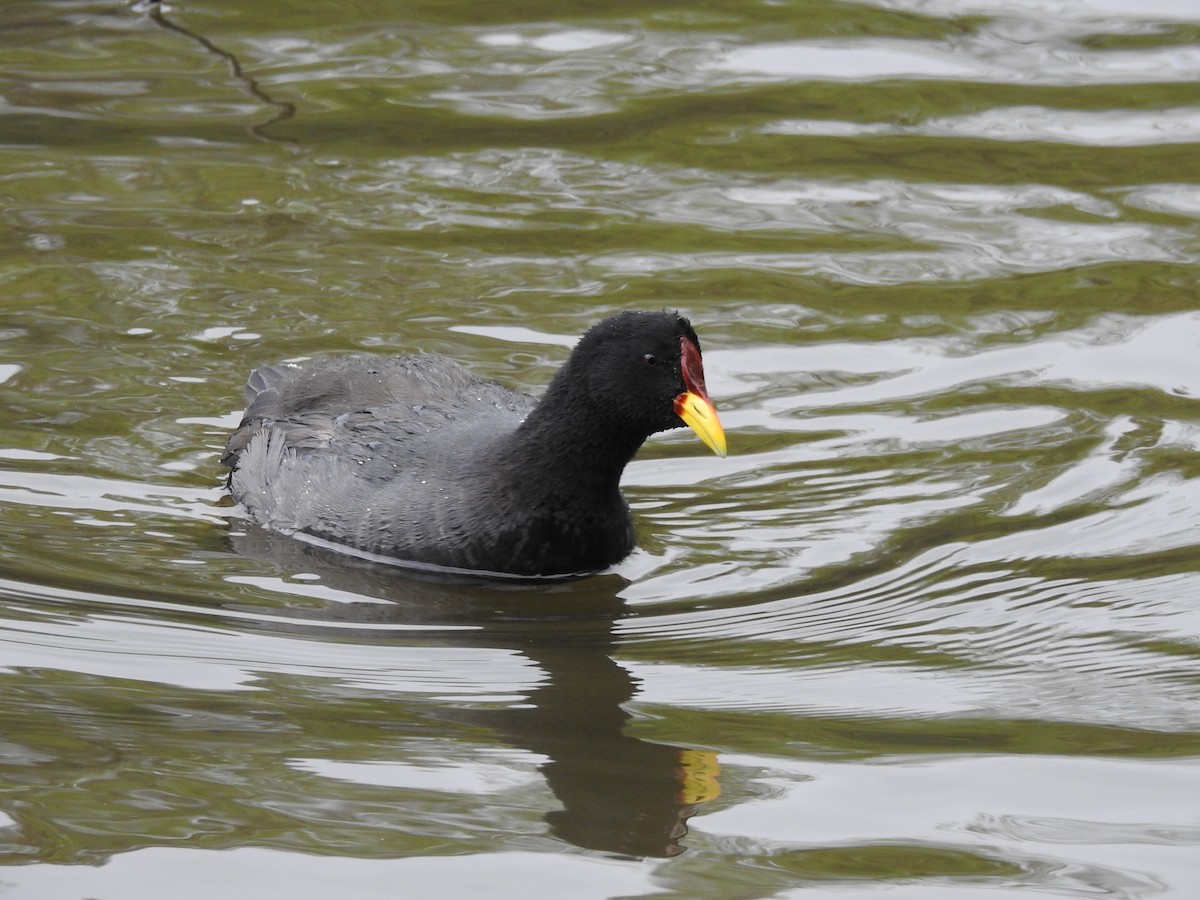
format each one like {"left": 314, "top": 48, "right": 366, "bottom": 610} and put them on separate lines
{"left": 502, "top": 368, "right": 646, "bottom": 497}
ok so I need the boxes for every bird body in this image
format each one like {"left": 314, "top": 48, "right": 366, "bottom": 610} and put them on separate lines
{"left": 223, "top": 311, "right": 725, "bottom": 578}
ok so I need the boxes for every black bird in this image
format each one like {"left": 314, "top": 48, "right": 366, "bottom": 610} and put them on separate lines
{"left": 222, "top": 310, "right": 726, "bottom": 578}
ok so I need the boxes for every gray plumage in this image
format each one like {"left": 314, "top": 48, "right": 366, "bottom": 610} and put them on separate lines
{"left": 222, "top": 311, "right": 713, "bottom": 577}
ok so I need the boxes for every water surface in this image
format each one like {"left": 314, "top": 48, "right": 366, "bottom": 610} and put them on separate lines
{"left": 2, "top": 0, "right": 1200, "bottom": 897}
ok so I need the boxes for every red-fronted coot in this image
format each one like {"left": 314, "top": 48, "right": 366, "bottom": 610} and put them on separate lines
{"left": 222, "top": 310, "right": 726, "bottom": 577}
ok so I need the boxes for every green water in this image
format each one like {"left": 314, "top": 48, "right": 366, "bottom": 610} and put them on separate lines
{"left": 3, "top": 0, "right": 1200, "bottom": 897}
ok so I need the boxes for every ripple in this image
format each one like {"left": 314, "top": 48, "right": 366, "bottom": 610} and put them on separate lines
{"left": 765, "top": 106, "right": 1200, "bottom": 146}
{"left": 716, "top": 40, "right": 999, "bottom": 81}
{"left": 696, "top": 753, "right": 1200, "bottom": 896}
{"left": 3, "top": 1, "right": 1200, "bottom": 892}
{"left": 616, "top": 533, "right": 1200, "bottom": 729}
{"left": 478, "top": 29, "right": 631, "bottom": 53}
{"left": 864, "top": 0, "right": 1200, "bottom": 24}
{"left": 0, "top": 578, "right": 530, "bottom": 694}
{"left": 702, "top": 753, "right": 1200, "bottom": 844}
{"left": 714, "top": 36, "right": 1200, "bottom": 86}
{"left": 325, "top": 150, "right": 1199, "bottom": 283}
{"left": 0, "top": 468, "right": 223, "bottom": 522}
{"left": 0, "top": 847, "right": 658, "bottom": 900}
{"left": 289, "top": 755, "right": 541, "bottom": 793}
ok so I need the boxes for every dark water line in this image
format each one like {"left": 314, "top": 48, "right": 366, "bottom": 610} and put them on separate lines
{"left": 140, "top": 0, "right": 297, "bottom": 145}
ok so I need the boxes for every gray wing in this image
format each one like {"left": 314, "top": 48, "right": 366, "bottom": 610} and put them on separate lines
{"left": 222, "top": 354, "right": 534, "bottom": 471}
{"left": 223, "top": 354, "right": 540, "bottom": 557}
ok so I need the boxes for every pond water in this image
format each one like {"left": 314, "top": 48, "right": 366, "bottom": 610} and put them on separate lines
{"left": 3, "top": 0, "right": 1200, "bottom": 897}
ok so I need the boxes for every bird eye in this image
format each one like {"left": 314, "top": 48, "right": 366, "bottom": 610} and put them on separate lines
{"left": 643, "top": 353, "right": 658, "bottom": 367}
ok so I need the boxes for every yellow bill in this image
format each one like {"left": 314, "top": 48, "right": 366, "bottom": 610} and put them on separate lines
{"left": 675, "top": 390, "right": 727, "bottom": 458}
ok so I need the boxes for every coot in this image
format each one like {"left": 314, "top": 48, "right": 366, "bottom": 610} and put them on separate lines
{"left": 222, "top": 310, "right": 726, "bottom": 578}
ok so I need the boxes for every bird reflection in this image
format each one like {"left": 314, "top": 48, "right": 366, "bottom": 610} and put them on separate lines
{"left": 228, "top": 527, "right": 720, "bottom": 858}
{"left": 509, "top": 640, "right": 720, "bottom": 856}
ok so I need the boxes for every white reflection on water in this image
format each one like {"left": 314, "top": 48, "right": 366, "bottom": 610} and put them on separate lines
{"left": 764, "top": 106, "right": 1200, "bottom": 147}
{"left": 711, "top": 23, "right": 1200, "bottom": 92}
{"left": 0, "top": 582, "right": 526, "bottom": 692}
{"left": 289, "top": 755, "right": 543, "bottom": 793}
{"left": 0, "top": 847, "right": 660, "bottom": 900}
{"left": 478, "top": 29, "right": 631, "bottom": 53}
{"left": 1124, "top": 184, "right": 1200, "bottom": 219}
{"left": 0, "top": 469, "right": 224, "bottom": 522}
{"left": 352, "top": 149, "right": 1197, "bottom": 283}
{"left": 699, "top": 753, "right": 1200, "bottom": 895}
{"left": 623, "top": 611, "right": 1200, "bottom": 729}
{"left": 714, "top": 41, "right": 1000, "bottom": 81}
{"left": 3, "top": 0, "right": 1199, "bottom": 894}
{"left": 858, "top": 0, "right": 1200, "bottom": 23}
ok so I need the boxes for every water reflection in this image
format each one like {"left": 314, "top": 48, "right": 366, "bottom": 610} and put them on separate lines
{"left": 229, "top": 528, "right": 721, "bottom": 858}
{"left": 4, "top": 0, "right": 1200, "bottom": 892}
